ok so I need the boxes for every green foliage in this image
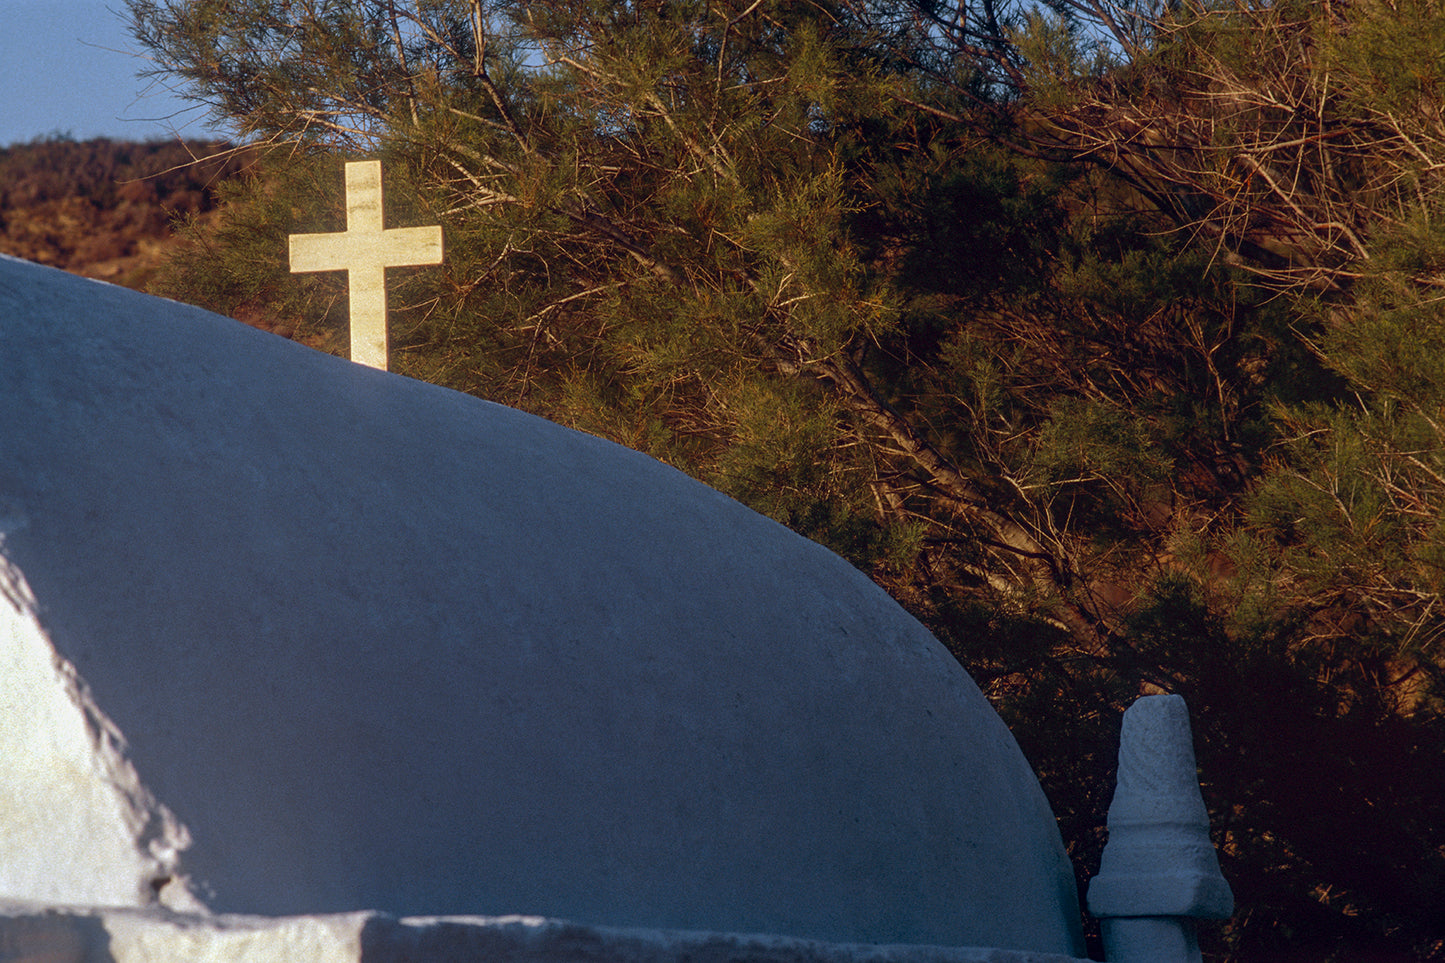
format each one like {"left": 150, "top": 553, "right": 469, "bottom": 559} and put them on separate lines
{"left": 1220, "top": 154, "right": 1445, "bottom": 963}
{"left": 1007, "top": 6, "right": 1117, "bottom": 108}
{"left": 1321, "top": 0, "right": 1445, "bottom": 119}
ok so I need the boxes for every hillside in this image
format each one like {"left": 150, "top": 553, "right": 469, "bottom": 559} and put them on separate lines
{"left": 0, "top": 136, "right": 254, "bottom": 292}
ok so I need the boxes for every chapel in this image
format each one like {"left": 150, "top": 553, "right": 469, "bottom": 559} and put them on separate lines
{"left": 0, "top": 254, "right": 1227, "bottom": 963}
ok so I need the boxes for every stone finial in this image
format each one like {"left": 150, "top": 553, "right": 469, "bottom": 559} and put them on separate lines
{"left": 1087, "top": 694, "right": 1233, "bottom": 963}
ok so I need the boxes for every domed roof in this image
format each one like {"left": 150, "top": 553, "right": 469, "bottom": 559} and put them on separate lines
{"left": 0, "top": 255, "right": 1083, "bottom": 956}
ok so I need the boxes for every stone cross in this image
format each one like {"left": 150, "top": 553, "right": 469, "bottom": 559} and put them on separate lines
{"left": 289, "top": 160, "right": 443, "bottom": 370}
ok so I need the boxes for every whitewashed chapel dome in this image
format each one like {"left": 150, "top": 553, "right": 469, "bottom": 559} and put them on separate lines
{"left": 0, "top": 254, "right": 1083, "bottom": 957}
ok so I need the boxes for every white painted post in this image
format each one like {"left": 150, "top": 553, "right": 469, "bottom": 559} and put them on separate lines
{"left": 1087, "top": 695, "right": 1234, "bottom": 963}
{"left": 289, "top": 160, "right": 443, "bottom": 370}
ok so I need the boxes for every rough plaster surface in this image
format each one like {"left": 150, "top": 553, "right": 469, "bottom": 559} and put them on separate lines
{"left": 0, "top": 254, "right": 1082, "bottom": 955}
{"left": 0, "top": 904, "right": 1093, "bottom": 963}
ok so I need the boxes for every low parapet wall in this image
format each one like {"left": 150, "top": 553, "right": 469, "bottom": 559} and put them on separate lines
{"left": 0, "top": 903, "right": 1090, "bottom": 963}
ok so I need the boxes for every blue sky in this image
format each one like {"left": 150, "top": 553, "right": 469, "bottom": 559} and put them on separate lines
{"left": 0, "top": 1, "right": 226, "bottom": 147}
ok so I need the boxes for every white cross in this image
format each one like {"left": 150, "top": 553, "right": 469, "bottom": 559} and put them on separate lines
{"left": 289, "top": 161, "right": 443, "bottom": 370}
